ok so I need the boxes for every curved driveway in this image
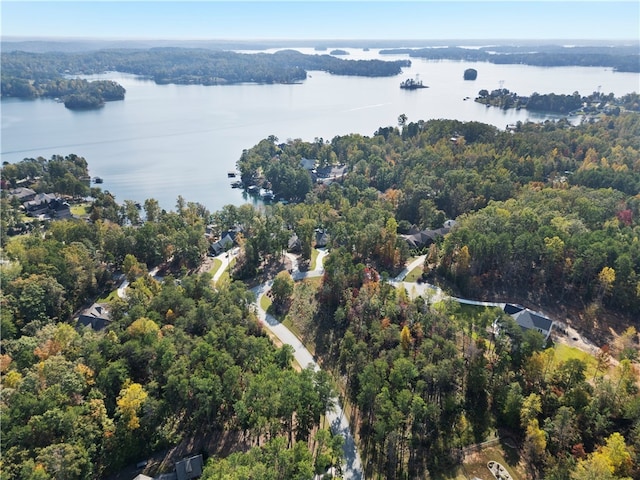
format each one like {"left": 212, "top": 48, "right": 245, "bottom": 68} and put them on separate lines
{"left": 220, "top": 251, "right": 502, "bottom": 479}
{"left": 391, "top": 255, "right": 505, "bottom": 307}
{"left": 250, "top": 249, "right": 363, "bottom": 480}
{"left": 112, "top": 250, "right": 514, "bottom": 479}
{"left": 206, "top": 250, "right": 586, "bottom": 479}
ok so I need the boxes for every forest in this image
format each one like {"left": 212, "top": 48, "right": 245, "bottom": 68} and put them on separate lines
{"left": 379, "top": 44, "right": 640, "bottom": 72}
{"left": 0, "top": 48, "right": 410, "bottom": 95}
{"left": 474, "top": 89, "right": 640, "bottom": 115}
{"left": 1, "top": 111, "right": 639, "bottom": 479}
{"left": 0, "top": 77, "right": 125, "bottom": 109}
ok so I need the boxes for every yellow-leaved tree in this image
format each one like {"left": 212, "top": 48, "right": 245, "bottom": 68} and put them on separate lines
{"left": 116, "top": 381, "right": 148, "bottom": 430}
{"left": 571, "top": 432, "right": 633, "bottom": 480}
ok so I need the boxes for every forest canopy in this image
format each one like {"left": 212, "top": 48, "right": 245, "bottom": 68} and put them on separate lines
{"left": 379, "top": 44, "right": 640, "bottom": 72}
{"left": 1, "top": 48, "right": 410, "bottom": 95}
{"left": 1, "top": 111, "right": 639, "bottom": 479}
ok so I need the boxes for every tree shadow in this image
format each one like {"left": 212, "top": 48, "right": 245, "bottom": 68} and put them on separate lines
{"left": 498, "top": 434, "right": 521, "bottom": 467}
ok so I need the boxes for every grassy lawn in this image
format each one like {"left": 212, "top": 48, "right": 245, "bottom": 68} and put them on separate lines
{"left": 260, "top": 293, "right": 272, "bottom": 312}
{"left": 310, "top": 248, "right": 319, "bottom": 271}
{"left": 70, "top": 203, "right": 91, "bottom": 217}
{"left": 209, "top": 258, "right": 222, "bottom": 278}
{"left": 258, "top": 293, "right": 305, "bottom": 370}
{"left": 552, "top": 342, "right": 599, "bottom": 377}
{"left": 282, "top": 317, "right": 308, "bottom": 351}
{"left": 404, "top": 265, "right": 423, "bottom": 283}
{"left": 442, "top": 443, "right": 523, "bottom": 480}
{"left": 215, "top": 258, "right": 235, "bottom": 285}
{"left": 96, "top": 289, "right": 120, "bottom": 303}
{"left": 301, "top": 276, "right": 322, "bottom": 288}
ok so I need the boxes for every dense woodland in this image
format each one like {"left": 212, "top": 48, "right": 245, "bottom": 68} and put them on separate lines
{"left": 0, "top": 77, "right": 125, "bottom": 109}
{"left": 1, "top": 112, "right": 640, "bottom": 479}
{"left": 475, "top": 89, "right": 640, "bottom": 115}
{"left": 379, "top": 45, "right": 640, "bottom": 72}
{"left": 0, "top": 48, "right": 409, "bottom": 97}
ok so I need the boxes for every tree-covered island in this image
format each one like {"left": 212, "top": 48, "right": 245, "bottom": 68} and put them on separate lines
{"left": 1, "top": 48, "right": 410, "bottom": 105}
{"left": 1, "top": 111, "right": 639, "bottom": 479}
{"left": 379, "top": 44, "right": 640, "bottom": 72}
{"left": 0, "top": 76, "right": 125, "bottom": 110}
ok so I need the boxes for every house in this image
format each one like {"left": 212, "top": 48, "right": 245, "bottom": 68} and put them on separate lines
{"left": 209, "top": 233, "right": 235, "bottom": 256}
{"left": 288, "top": 233, "right": 301, "bottom": 253}
{"left": 259, "top": 188, "right": 274, "bottom": 200}
{"left": 503, "top": 303, "right": 554, "bottom": 341}
{"left": 175, "top": 455, "right": 203, "bottom": 480}
{"left": 8, "top": 187, "right": 36, "bottom": 203}
{"left": 401, "top": 226, "right": 450, "bottom": 249}
{"left": 314, "top": 228, "right": 329, "bottom": 248}
{"left": 78, "top": 304, "right": 112, "bottom": 330}
{"left": 443, "top": 219, "right": 457, "bottom": 229}
{"left": 299, "top": 157, "right": 316, "bottom": 171}
{"left": 131, "top": 455, "right": 204, "bottom": 480}
{"left": 23, "top": 193, "right": 57, "bottom": 216}
{"left": 22, "top": 193, "right": 71, "bottom": 219}
{"left": 209, "top": 226, "right": 243, "bottom": 256}
{"left": 315, "top": 164, "right": 348, "bottom": 185}
{"left": 49, "top": 198, "right": 73, "bottom": 219}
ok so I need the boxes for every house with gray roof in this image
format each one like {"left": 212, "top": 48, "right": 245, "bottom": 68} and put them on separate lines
{"left": 503, "top": 303, "right": 554, "bottom": 341}
{"left": 8, "top": 187, "right": 36, "bottom": 202}
{"left": 175, "top": 455, "right": 203, "bottom": 480}
{"left": 78, "top": 304, "right": 112, "bottom": 331}
{"left": 299, "top": 157, "right": 316, "bottom": 171}
{"left": 401, "top": 226, "right": 450, "bottom": 249}
{"left": 209, "top": 226, "right": 243, "bottom": 256}
{"left": 314, "top": 228, "right": 329, "bottom": 248}
{"left": 131, "top": 454, "right": 203, "bottom": 480}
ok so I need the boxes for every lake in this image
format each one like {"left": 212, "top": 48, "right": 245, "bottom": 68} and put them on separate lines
{"left": 2, "top": 47, "right": 639, "bottom": 212}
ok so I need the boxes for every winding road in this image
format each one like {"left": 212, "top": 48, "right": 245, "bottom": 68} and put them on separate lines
{"left": 114, "top": 249, "right": 597, "bottom": 479}
{"left": 247, "top": 249, "right": 364, "bottom": 480}
{"left": 208, "top": 251, "right": 514, "bottom": 479}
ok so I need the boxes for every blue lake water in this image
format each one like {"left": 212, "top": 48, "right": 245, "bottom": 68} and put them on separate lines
{"left": 2, "top": 47, "right": 639, "bottom": 212}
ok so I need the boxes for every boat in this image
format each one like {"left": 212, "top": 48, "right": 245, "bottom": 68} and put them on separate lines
{"left": 230, "top": 180, "right": 243, "bottom": 188}
{"left": 227, "top": 171, "right": 238, "bottom": 178}
{"left": 400, "top": 78, "right": 428, "bottom": 90}
{"left": 93, "top": 177, "right": 104, "bottom": 184}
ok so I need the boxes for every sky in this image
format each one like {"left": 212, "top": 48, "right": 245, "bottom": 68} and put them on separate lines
{"left": 2, "top": 1, "right": 639, "bottom": 41}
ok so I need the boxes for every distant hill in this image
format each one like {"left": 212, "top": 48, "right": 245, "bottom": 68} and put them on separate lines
{"left": 3, "top": 37, "right": 636, "bottom": 53}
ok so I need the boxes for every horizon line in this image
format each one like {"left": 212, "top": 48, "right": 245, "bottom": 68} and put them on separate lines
{"left": 3, "top": 36, "right": 638, "bottom": 42}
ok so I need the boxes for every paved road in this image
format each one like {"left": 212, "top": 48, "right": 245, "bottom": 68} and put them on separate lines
{"left": 391, "top": 255, "right": 504, "bottom": 308}
{"left": 232, "top": 251, "right": 504, "bottom": 480}
{"left": 116, "top": 265, "right": 161, "bottom": 299}
{"left": 251, "top": 249, "right": 363, "bottom": 480}
{"left": 391, "top": 257, "right": 603, "bottom": 362}
{"left": 116, "top": 250, "right": 593, "bottom": 480}
{"left": 211, "top": 247, "right": 239, "bottom": 284}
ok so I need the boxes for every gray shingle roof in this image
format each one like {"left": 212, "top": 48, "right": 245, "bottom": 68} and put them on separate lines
{"left": 513, "top": 309, "right": 553, "bottom": 332}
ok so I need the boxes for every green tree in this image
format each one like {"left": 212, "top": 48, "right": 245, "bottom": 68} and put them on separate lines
{"left": 271, "top": 271, "right": 294, "bottom": 314}
{"left": 35, "top": 443, "right": 91, "bottom": 480}
{"left": 143, "top": 198, "right": 161, "bottom": 223}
